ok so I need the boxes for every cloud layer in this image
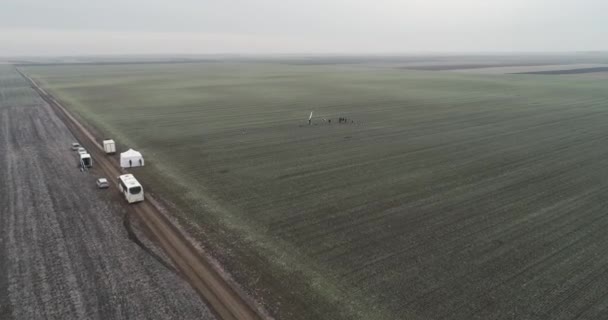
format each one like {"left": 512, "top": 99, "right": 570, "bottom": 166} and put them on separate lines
{"left": 2, "top": 0, "right": 607, "bottom": 55}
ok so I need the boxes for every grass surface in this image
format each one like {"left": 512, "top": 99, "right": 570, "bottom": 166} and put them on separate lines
{"left": 24, "top": 61, "right": 608, "bottom": 320}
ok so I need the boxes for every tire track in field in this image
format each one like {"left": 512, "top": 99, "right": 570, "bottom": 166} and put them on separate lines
{"left": 122, "top": 209, "right": 177, "bottom": 273}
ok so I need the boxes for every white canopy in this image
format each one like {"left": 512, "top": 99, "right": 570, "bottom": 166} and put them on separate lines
{"left": 120, "top": 148, "right": 144, "bottom": 168}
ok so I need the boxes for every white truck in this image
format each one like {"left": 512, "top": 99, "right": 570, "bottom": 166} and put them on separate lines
{"left": 103, "top": 139, "right": 116, "bottom": 155}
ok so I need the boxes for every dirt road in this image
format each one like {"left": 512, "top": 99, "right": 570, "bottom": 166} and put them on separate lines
{"left": 0, "top": 66, "right": 216, "bottom": 319}
{"left": 17, "top": 69, "right": 266, "bottom": 320}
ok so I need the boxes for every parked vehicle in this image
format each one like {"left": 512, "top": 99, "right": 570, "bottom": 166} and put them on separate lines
{"left": 77, "top": 147, "right": 87, "bottom": 154}
{"left": 79, "top": 153, "right": 92, "bottom": 168}
{"left": 103, "top": 139, "right": 116, "bottom": 154}
{"left": 117, "top": 174, "right": 144, "bottom": 203}
{"left": 96, "top": 178, "right": 109, "bottom": 189}
{"left": 71, "top": 142, "right": 80, "bottom": 150}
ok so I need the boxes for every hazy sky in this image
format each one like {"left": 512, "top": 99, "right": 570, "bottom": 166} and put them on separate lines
{"left": 1, "top": 0, "right": 607, "bottom": 56}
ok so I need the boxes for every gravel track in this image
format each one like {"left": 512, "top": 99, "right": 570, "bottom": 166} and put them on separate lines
{"left": 0, "top": 65, "right": 216, "bottom": 320}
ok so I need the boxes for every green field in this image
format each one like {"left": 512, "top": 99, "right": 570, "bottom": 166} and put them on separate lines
{"left": 24, "top": 61, "right": 608, "bottom": 319}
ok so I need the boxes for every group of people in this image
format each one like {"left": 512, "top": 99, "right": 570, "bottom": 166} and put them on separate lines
{"left": 315, "top": 117, "right": 355, "bottom": 125}
{"left": 128, "top": 159, "right": 143, "bottom": 167}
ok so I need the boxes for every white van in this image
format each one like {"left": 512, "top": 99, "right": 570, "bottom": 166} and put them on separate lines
{"left": 117, "top": 174, "right": 144, "bottom": 203}
{"left": 80, "top": 153, "right": 92, "bottom": 168}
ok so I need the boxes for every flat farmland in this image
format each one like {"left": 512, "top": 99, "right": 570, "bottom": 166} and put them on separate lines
{"left": 0, "top": 65, "right": 215, "bottom": 320}
{"left": 23, "top": 62, "right": 608, "bottom": 320}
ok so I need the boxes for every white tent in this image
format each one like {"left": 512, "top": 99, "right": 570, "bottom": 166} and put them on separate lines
{"left": 120, "top": 149, "right": 144, "bottom": 168}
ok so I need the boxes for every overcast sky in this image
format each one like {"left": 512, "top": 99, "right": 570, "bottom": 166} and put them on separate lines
{"left": 1, "top": 0, "right": 607, "bottom": 56}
